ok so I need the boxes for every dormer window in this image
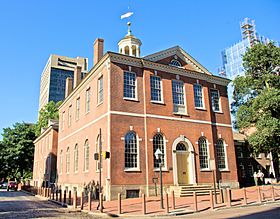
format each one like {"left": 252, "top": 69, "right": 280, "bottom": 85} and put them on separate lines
{"left": 170, "top": 59, "right": 182, "bottom": 67}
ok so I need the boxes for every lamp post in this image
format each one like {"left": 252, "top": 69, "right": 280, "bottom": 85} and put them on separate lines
{"left": 155, "top": 148, "right": 164, "bottom": 209}
{"left": 210, "top": 159, "right": 217, "bottom": 204}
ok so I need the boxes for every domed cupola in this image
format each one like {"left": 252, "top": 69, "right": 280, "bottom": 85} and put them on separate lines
{"left": 118, "top": 22, "right": 142, "bottom": 57}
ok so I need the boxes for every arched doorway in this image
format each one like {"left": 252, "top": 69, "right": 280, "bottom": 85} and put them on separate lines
{"left": 172, "top": 135, "right": 196, "bottom": 185}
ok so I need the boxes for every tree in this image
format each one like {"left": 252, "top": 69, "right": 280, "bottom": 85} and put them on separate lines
{"left": 0, "top": 122, "right": 36, "bottom": 179}
{"left": 232, "top": 42, "right": 280, "bottom": 153}
{"left": 36, "top": 101, "right": 61, "bottom": 136}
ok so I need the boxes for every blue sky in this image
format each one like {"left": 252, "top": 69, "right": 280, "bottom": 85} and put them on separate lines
{"left": 0, "top": 0, "right": 279, "bottom": 138}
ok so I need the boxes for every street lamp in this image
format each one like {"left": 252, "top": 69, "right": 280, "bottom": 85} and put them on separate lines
{"left": 154, "top": 148, "right": 164, "bottom": 209}
{"left": 210, "top": 159, "right": 217, "bottom": 204}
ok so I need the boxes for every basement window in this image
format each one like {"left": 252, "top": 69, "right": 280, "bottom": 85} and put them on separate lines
{"left": 126, "top": 189, "right": 140, "bottom": 199}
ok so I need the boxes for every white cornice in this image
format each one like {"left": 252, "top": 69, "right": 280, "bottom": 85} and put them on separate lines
{"left": 108, "top": 52, "right": 230, "bottom": 86}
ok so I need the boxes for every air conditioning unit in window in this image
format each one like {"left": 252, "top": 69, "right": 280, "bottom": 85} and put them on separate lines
{"left": 174, "top": 104, "right": 185, "bottom": 114}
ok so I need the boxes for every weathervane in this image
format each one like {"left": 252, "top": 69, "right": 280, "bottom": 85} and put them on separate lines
{"left": 121, "top": 7, "right": 134, "bottom": 35}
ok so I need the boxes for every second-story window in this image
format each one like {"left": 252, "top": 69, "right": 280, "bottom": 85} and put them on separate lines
{"left": 210, "top": 89, "right": 220, "bottom": 112}
{"left": 86, "top": 88, "right": 90, "bottom": 113}
{"left": 62, "top": 111, "right": 65, "bottom": 131}
{"left": 194, "top": 84, "right": 204, "bottom": 108}
{"left": 124, "top": 72, "right": 136, "bottom": 99}
{"left": 150, "top": 75, "right": 162, "bottom": 102}
{"left": 98, "top": 76, "right": 104, "bottom": 104}
{"left": 68, "top": 105, "right": 72, "bottom": 127}
{"left": 76, "top": 98, "right": 80, "bottom": 120}
{"left": 172, "top": 80, "right": 185, "bottom": 113}
{"left": 66, "top": 147, "right": 70, "bottom": 174}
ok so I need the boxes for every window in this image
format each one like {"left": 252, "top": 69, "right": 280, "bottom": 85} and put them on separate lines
{"left": 194, "top": 84, "right": 204, "bottom": 108}
{"left": 153, "top": 133, "right": 165, "bottom": 169}
{"left": 172, "top": 80, "right": 185, "bottom": 113}
{"left": 86, "top": 88, "right": 90, "bottom": 113}
{"left": 98, "top": 76, "right": 104, "bottom": 104}
{"left": 68, "top": 105, "right": 72, "bottom": 126}
{"left": 74, "top": 144, "right": 78, "bottom": 172}
{"left": 198, "top": 137, "right": 209, "bottom": 169}
{"left": 150, "top": 75, "right": 162, "bottom": 102}
{"left": 84, "top": 140, "right": 89, "bottom": 171}
{"left": 59, "top": 150, "right": 63, "bottom": 174}
{"left": 176, "top": 143, "right": 187, "bottom": 151}
{"left": 124, "top": 131, "right": 138, "bottom": 169}
{"left": 124, "top": 72, "right": 136, "bottom": 99}
{"left": 62, "top": 111, "right": 65, "bottom": 130}
{"left": 216, "top": 139, "right": 227, "bottom": 169}
{"left": 239, "top": 164, "right": 246, "bottom": 178}
{"left": 210, "top": 89, "right": 220, "bottom": 112}
{"left": 95, "top": 134, "right": 102, "bottom": 172}
{"left": 236, "top": 147, "right": 243, "bottom": 158}
{"left": 170, "top": 59, "right": 182, "bottom": 67}
{"left": 248, "top": 164, "right": 254, "bottom": 177}
{"left": 66, "top": 147, "right": 70, "bottom": 174}
{"left": 76, "top": 98, "right": 80, "bottom": 120}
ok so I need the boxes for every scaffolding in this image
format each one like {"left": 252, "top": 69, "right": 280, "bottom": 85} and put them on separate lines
{"left": 240, "top": 18, "right": 257, "bottom": 47}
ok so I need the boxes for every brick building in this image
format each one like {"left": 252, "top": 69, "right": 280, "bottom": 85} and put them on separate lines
{"left": 57, "top": 25, "right": 238, "bottom": 200}
{"left": 33, "top": 120, "right": 58, "bottom": 188}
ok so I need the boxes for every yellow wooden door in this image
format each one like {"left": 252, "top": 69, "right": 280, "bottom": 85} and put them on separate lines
{"left": 177, "top": 153, "right": 189, "bottom": 184}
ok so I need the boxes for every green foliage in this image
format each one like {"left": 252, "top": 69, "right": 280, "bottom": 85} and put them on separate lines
{"left": 0, "top": 122, "right": 36, "bottom": 179}
{"left": 36, "top": 101, "right": 61, "bottom": 136}
{"left": 233, "top": 42, "right": 280, "bottom": 153}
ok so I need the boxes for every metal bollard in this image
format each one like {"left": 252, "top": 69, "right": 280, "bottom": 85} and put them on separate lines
{"left": 142, "top": 194, "right": 146, "bottom": 215}
{"left": 271, "top": 186, "right": 275, "bottom": 202}
{"left": 88, "top": 191, "right": 92, "bottom": 211}
{"left": 52, "top": 189, "right": 55, "bottom": 200}
{"left": 171, "top": 190, "right": 175, "bottom": 209}
{"left": 81, "top": 192, "right": 84, "bottom": 210}
{"left": 118, "top": 193, "right": 122, "bottom": 214}
{"left": 210, "top": 190, "right": 214, "bottom": 210}
{"left": 257, "top": 187, "right": 262, "bottom": 203}
{"left": 56, "top": 189, "right": 58, "bottom": 201}
{"left": 68, "top": 191, "right": 72, "bottom": 205}
{"left": 165, "top": 193, "right": 169, "bottom": 214}
{"left": 100, "top": 193, "right": 103, "bottom": 213}
{"left": 63, "top": 190, "right": 66, "bottom": 204}
{"left": 59, "top": 190, "right": 62, "bottom": 203}
{"left": 243, "top": 188, "right": 247, "bottom": 205}
{"left": 193, "top": 191, "right": 198, "bottom": 212}
{"left": 73, "top": 191, "right": 77, "bottom": 209}
{"left": 226, "top": 188, "right": 231, "bottom": 207}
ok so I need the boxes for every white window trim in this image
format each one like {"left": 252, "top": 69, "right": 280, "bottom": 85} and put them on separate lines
{"left": 85, "top": 88, "right": 91, "bottom": 114}
{"left": 199, "top": 138, "right": 211, "bottom": 171}
{"left": 210, "top": 88, "right": 222, "bottom": 113}
{"left": 153, "top": 134, "right": 168, "bottom": 171}
{"left": 66, "top": 148, "right": 70, "bottom": 174}
{"left": 123, "top": 71, "right": 138, "bottom": 101}
{"left": 74, "top": 145, "right": 78, "bottom": 173}
{"left": 217, "top": 139, "right": 229, "bottom": 171}
{"left": 68, "top": 105, "right": 72, "bottom": 127}
{"left": 194, "top": 84, "right": 206, "bottom": 110}
{"left": 172, "top": 79, "right": 187, "bottom": 115}
{"left": 76, "top": 97, "right": 80, "bottom": 121}
{"left": 97, "top": 75, "right": 104, "bottom": 105}
{"left": 83, "top": 141, "right": 90, "bottom": 172}
{"left": 150, "top": 75, "right": 164, "bottom": 104}
{"left": 123, "top": 132, "right": 140, "bottom": 171}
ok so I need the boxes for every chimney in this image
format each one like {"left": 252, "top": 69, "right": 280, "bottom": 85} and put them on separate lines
{"left": 74, "top": 65, "right": 82, "bottom": 88}
{"left": 93, "top": 38, "right": 104, "bottom": 65}
{"left": 65, "top": 77, "right": 73, "bottom": 98}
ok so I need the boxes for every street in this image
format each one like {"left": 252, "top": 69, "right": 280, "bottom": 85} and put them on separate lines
{"left": 0, "top": 189, "right": 95, "bottom": 219}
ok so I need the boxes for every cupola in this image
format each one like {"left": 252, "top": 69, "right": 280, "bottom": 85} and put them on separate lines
{"left": 118, "top": 22, "right": 142, "bottom": 57}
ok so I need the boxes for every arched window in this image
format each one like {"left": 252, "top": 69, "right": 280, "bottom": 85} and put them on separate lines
{"left": 59, "top": 150, "right": 63, "bottom": 174}
{"left": 153, "top": 133, "right": 165, "bottom": 168}
{"left": 125, "top": 131, "right": 138, "bottom": 169}
{"left": 84, "top": 140, "right": 89, "bottom": 171}
{"left": 216, "top": 139, "right": 226, "bottom": 169}
{"left": 176, "top": 143, "right": 187, "bottom": 151}
{"left": 198, "top": 137, "right": 209, "bottom": 169}
{"left": 74, "top": 144, "right": 78, "bottom": 172}
{"left": 124, "top": 46, "right": 129, "bottom": 55}
{"left": 66, "top": 147, "right": 70, "bottom": 173}
{"left": 170, "top": 59, "right": 182, "bottom": 67}
{"left": 95, "top": 135, "right": 101, "bottom": 171}
{"left": 132, "top": 45, "right": 137, "bottom": 56}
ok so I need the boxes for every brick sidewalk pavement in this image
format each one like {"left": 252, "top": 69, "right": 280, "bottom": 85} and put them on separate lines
{"left": 80, "top": 185, "right": 280, "bottom": 217}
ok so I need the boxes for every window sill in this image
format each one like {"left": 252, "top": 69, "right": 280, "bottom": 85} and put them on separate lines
{"left": 153, "top": 168, "right": 168, "bottom": 172}
{"left": 151, "top": 101, "right": 165, "bottom": 105}
{"left": 85, "top": 111, "right": 90, "bottom": 115}
{"left": 195, "top": 107, "right": 207, "bottom": 111}
{"left": 97, "top": 102, "right": 103, "bottom": 107}
{"left": 200, "top": 168, "right": 212, "bottom": 172}
{"left": 219, "top": 168, "right": 230, "bottom": 172}
{"left": 124, "top": 168, "right": 141, "bottom": 172}
{"left": 173, "top": 112, "right": 189, "bottom": 116}
{"left": 213, "top": 110, "right": 223, "bottom": 114}
{"left": 123, "top": 97, "right": 139, "bottom": 102}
